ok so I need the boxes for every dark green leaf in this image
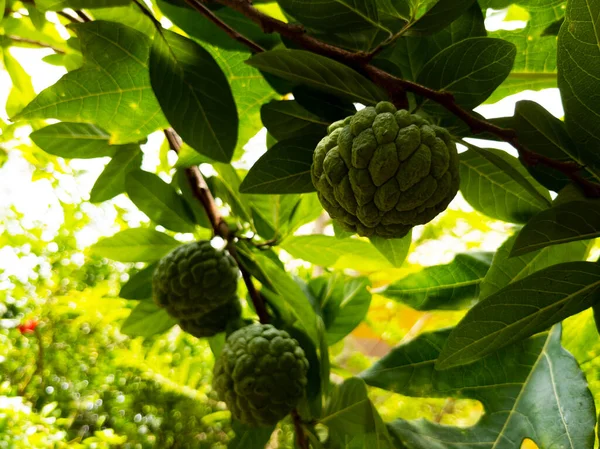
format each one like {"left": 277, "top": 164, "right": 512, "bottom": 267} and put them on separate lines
{"left": 125, "top": 170, "right": 196, "bottom": 233}
{"left": 437, "top": 261, "right": 600, "bottom": 369}
{"left": 247, "top": 49, "right": 388, "bottom": 105}
{"left": 382, "top": 252, "right": 493, "bottom": 310}
{"left": 409, "top": 0, "right": 476, "bottom": 35}
{"left": 369, "top": 233, "right": 411, "bottom": 268}
{"left": 558, "top": 0, "right": 600, "bottom": 166}
{"left": 292, "top": 86, "right": 356, "bottom": 122}
{"left": 229, "top": 421, "right": 275, "bottom": 449}
{"left": 90, "top": 146, "right": 143, "bottom": 203}
{"left": 37, "top": 0, "right": 129, "bottom": 10}
{"left": 150, "top": 29, "right": 238, "bottom": 163}
{"left": 121, "top": 301, "right": 176, "bottom": 338}
{"left": 173, "top": 170, "right": 211, "bottom": 229}
{"left": 459, "top": 147, "right": 551, "bottom": 223}
{"left": 211, "top": 164, "right": 253, "bottom": 223}
{"left": 90, "top": 228, "right": 180, "bottom": 262}
{"left": 480, "top": 233, "right": 590, "bottom": 300}
{"left": 418, "top": 37, "right": 516, "bottom": 112}
{"left": 30, "top": 123, "right": 116, "bottom": 159}
{"left": 240, "top": 138, "right": 316, "bottom": 194}
{"left": 120, "top": 263, "right": 157, "bottom": 300}
{"left": 511, "top": 199, "right": 600, "bottom": 256}
{"left": 14, "top": 21, "right": 167, "bottom": 144}
{"left": 360, "top": 326, "right": 596, "bottom": 448}
{"left": 260, "top": 100, "right": 328, "bottom": 142}
{"left": 281, "top": 235, "right": 392, "bottom": 272}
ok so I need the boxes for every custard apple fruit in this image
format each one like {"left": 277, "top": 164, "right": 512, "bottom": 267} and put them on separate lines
{"left": 213, "top": 324, "right": 309, "bottom": 427}
{"left": 311, "top": 101, "right": 460, "bottom": 238}
{"left": 178, "top": 297, "right": 242, "bottom": 338}
{"left": 153, "top": 241, "right": 239, "bottom": 323}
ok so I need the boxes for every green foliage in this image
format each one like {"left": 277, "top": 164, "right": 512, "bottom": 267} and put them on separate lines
{"left": 3, "top": 0, "right": 600, "bottom": 446}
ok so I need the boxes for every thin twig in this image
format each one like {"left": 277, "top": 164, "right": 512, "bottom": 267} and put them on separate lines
{"left": 185, "top": 0, "right": 265, "bottom": 53}
{"left": 56, "top": 10, "right": 83, "bottom": 22}
{"left": 291, "top": 409, "right": 309, "bottom": 449}
{"left": 163, "top": 129, "right": 271, "bottom": 324}
{"left": 74, "top": 10, "right": 91, "bottom": 22}
{"left": 7, "top": 35, "right": 66, "bottom": 53}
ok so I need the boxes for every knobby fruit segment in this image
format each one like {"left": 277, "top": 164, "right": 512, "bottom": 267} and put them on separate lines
{"left": 213, "top": 324, "right": 309, "bottom": 427}
{"left": 152, "top": 241, "right": 241, "bottom": 337}
{"left": 311, "top": 101, "right": 460, "bottom": 238}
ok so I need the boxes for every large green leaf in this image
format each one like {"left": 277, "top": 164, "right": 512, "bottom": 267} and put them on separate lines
{"left": 382, "top": 252, "right": 493, "bottom": 310}
{"left": 120, "top": 262, "right": 157, "bottom": 300}
{"left": 437, "top": 261, "right": 600, "bottom": 369}
{"left": 254, "top": 253, "right": 318, "bottom": 344}
{"left": 121, "top": 301, "right": 177, "bottom": 338}
{"left": 408, "top": 0, "right": 476, "bottom": 35}
{"left": 36, "top": 0, "right": 129, "bottom": 10}
{"left": 459, "top": 147, "right": 551, "bottom": 223}
{"left": 321, "top": 378, "right": 393, "bottom": 449}
{"left": 90, "top": 3, "right": 156, "bottom": 37}
{"left": 14, "top": 21, "right": 167, "bottom": 144}
{"left": 240, "top": 138, "right": 316, "bottom": 194}
{"left": 125, "top": 170, "right": 196, "bottom": 233}
{"left": 30, "top": 123, "right": 115, "bottom": 159}
{"left": 558, "top": 0, "right": 600, "bottom": 164}
{"left": 480, "top": 234, "right": 590, "bottom": 299}
{"left": 90, "top": 228, "right": 180, "bottom": 262}
{"left": 360, "top": 326, "right": 596, "bottom": 448}
{"left": 417, "top": 37, "right": 516, "bottom": 112}
{"left": 511, "top": 199, "right": 600, "bottom": 256}
{"left": 90, "top": 146, "right": 143, "bottom": 203}
{"left": 247, "top": 50, "right": 388, "bottom": 105}
{"left": 309, "top": 274, "right": 372, "bottom": 345}
{"left": 150, "top": 29, "right": 238, "bottom": 163}
{"left": 281, "top": 235, "right": 392, "bottom": 272}
{"left": 292, "top": 86, "right": 356, "bottom": 122}
{"left": 260, "top": 100, "right": 329, "bottom": 142}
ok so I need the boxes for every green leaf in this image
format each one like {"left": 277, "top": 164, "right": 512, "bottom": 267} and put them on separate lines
{"left": 120, "top": 263, "right": 157, "bottom": 300}
{"left": 511, "top": 199, "right": 600, "bottom": 256}
{"left": 211, "top": 163, "right": 253, "bottom": 223}
{"left": 30, "top": 123, "right": 116, "bottom": 159}
{"left": 292, "top": 86, "right": 356, "bottom": 122}
{"left": 254, "top": 253, "right": 318, "bottom": 344}
{"left": 558, "top": 0, "right": 600, "bottom": 162}
{"left": 121, "top": 301, "right": 177, "bottom": 338}
{"left": 360, "top": 326, "right": 596, "bottom": 448}
{"left": 481, "top": 233, "right": 590, "bottom": 300}
{"left": 409, "top": 0, "right": 476, "bottom": 35}
{"left": 173, "top": 170, "right": 211, "bottom": 229}
{"left": 247, "top": 49, "right": 388, "bottom": 105}
{"left": 459, "top": 147, "right": 551, "bottom": 223}
{"left": 512, "top": 100, "right": 600, "bottom": 191}
{"left": 125, "top": 170, "right": 196, "bottom": 233}
{"left": 150, "top": 29, "right": 238, "bottom": 163}
{"left": 90, "top": 3, "right": 156, "bottom": 37}
{"left": 14, "top": 21, "right": 167, "bottom": 144}
{"left": 0, "top": 0, "right": 5, "bottom": 22}
{"left": 229, "top": 421, "right": 275, "bottom": 449}
{"left": 90, "top": 228, "right": 180, "bottom": 262}
{"left": 90, "top": 146, "right": 143, "bottom": 203}
{"left": 437, "top": 261, "right": 600, "bottom": 370}
{"left": 1, "top": 48, "right": 36, "bottom": 117}
{"left": 36, "top": 0, "right": 129, "bottom": 10}
{"left": 281, "top": 235, "right": 392, "bottom": 272}
{"left": 417, "top": 37, "right": 516, "bottom": 112}
{"left": 240, "top": 138, "right": 316, "bottom": 194}
{"left": 310, "top": 274, "right": 372, "bottom": 345}
{"left": 382, "top": 252, "right": 493, "bottom": 310}
{"left": 369, "top": 233, "right": 411, "bottom": 268}
{"left": 321, "top": 378, "right": 393, "bottom": 449}
{"left": 249, "top": 194, "right": 302, "bottom": 240}
{"left": 260, "top": 100, "right": 329, "bottom": 142}
{"left": 286, "top": 193, "right": 324, "bottom": 234}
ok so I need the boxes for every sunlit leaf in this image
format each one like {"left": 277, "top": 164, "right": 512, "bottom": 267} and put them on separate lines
{"left": 30, "top": 123, "right": 115, "bottom": 159}
{"left": 90, "top": 146, "right": 143, "bottom": 203}
{"left": 90, "top": 228, "right": 180, "bottom": 262}
{"left": 121, "top": 301, "right": 177, "bottom": 338}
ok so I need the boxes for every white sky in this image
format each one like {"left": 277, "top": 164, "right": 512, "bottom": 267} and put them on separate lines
{"left": 0, "top": 9, "right": 566, "bottom": 279}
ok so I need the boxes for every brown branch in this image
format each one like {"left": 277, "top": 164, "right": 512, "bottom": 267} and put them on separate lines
{"left": 56, "top": 10, "right": 83, "bottom": 22}
{"left": 7, "top": 35, "right": 65, "bottom": 54}
{"left": 184, "top": 0, "right": 265, "bottom": 53}
{"left": 291, "top": 409, "right": 309, "bottom": 449}
{"left": 207, "top": 0, "right": 600, "bottom": 197}
{"left": 164, "top": 129, "right": 271, "bottom": 324}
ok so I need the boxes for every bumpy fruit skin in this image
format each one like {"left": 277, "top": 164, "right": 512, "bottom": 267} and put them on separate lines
{"left": 153, "top": 241, "right": 240, "bottom": 335}
{"left": 311, "top": 101, "right": 460, "bottom": 238}
{"left": 212, "top": 324, "right": 309, "bottom": 427}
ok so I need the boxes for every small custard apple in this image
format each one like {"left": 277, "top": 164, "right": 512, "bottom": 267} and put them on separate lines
{"left": 213, "top": 324, "right": 309, "bottom": 427}
{"left": 153, "top": 241, "right": 239, "bottom": 322}
{"left": 178, "top": 297, "right": 242, "bottom": 338}
{"left": 311, "top": 101, "right": 460, "bottom": 238}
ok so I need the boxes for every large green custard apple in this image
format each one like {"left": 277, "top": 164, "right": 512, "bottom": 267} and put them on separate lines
{"left": 152, "top": 241, "right": 240, "bottom": 337}
{"left": 311, "top": 101, "right": 460, "bottom": 238}
{"left": 213, "top": 324, "right": 309, "bottom": 427}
